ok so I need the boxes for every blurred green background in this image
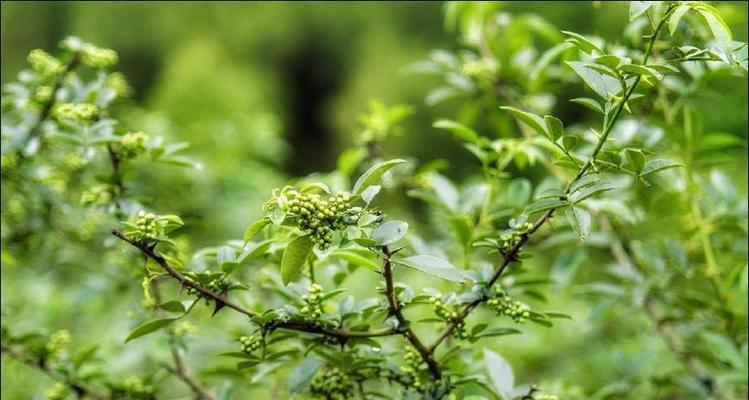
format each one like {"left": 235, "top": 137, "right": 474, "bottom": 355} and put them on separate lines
{"left": 2, "top": 2, "right": 747, "bottom": 399}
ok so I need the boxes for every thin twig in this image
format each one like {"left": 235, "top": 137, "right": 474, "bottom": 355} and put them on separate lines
{"left": 427, "top": 5, "right": 676, "bottom": 354}
{"left": 112, "top": 230, "right": 397, "bottom": 341}
{"left": 381, "top": 246, "right": 442, "bottom": 380}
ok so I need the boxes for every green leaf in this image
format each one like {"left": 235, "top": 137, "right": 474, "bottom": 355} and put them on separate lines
{"left": 572, "top": 181, "right": 620, "bottom": 203}
{"left": 562, "top": 135, "right": 578, "bottom": 151}
{"left": 621, "top": 148, "right": 646, "bottom": 173}
{"left": 629, "top": 1, "right": 654, "bottom": 21}
{"left": 594, "top": 55, "right": 623, "bottom": 69}
{"left": 500, "top": 106, "right": 548, "bottom": 138}
{"left": 393, "top": 255, "right": 465, "bottom": 283}
{"left": 695, "top": 4, "right": 732, "bottom": 44}
{"left": 566, "top": 206, "right": 592, "bottom": 241}
{"left": 372, "top": 220, "right": 409, "bottom": 246}
{"left": 543, "top": 115, "right": 564, "bottom": 141}
{"left": 430, "top": 173, "right": 459, "bottom": 211}
{"left": 217, "top": 246, "right": 236, "bottom": 267}
{"left": 125, "top": 318, "right": 179, "bottom": 343}
{"left": 433, "top": 119, "right": 479, "bottom": 142}
{"left": 524, "top": 198, "right": 566, "bottom": 215}
{"left": 243, "top": 218, "right": 271, "bottom": 243}
{"left": 561, "top": 31, "right": 603, "bottom": 55}
{"left": 281, "top": 235, "right": 314, "bottom": 285}
{"left": 701, "top": 331, "right": 742, "bottom": 367}
{"left": 333, "top": 250, "right": 380, "bottom": 272}
{"left": 570, "top": 97, "right": 604, "bottom": 114}
{"left": 567, "top": 61, "right": 621, "bottom": 100}
{"left": 483, "top": 349, "right": 514, "bottom": 398}
{"left": 160, "top": 215, "right": 184, "bottom": 234}
{"left": 159, "top": 301, "right": 186, "bottom": 313}
{"left": 289, "top": 355, "right": 324, "bottom": 395}
{"left": 300, "top": 182, "right": 331, "bottom": 194}
{"left": 639, "top": 159, "right": 682, "bottom": 177}
{"left": 669, "top": 4, "right": 691, "bottom": 35}
{"left": 569, "top": 174, "right": 600, "bottom": 194}
{"left": 619, "top": 64, "right": 662, "bottom": 80}
{"left": 352, "top": 159, "right": 406, "bottom": 196}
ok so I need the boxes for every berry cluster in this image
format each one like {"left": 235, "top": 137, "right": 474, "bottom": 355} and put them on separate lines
{"left": 28, "top": 49, "right": 64, "bottom": 77}
{"left": 132, "top": 211, "right": 161, "bottom": 243}
{"left": 80, "top": 43, "right": 118, "bottom": 68}
{"left": 43, "top": 382, "right": 68, "bottom": 400}
{"left": 309, "top": 367, "right": 354, "bottom": 400}
{"left": 486, "top": 286, "right": 530, "bottom": 323}
{"left": 54, "top": 102, "right": 98, "bottom": 122}
{"left": 428, "top": 296, "right": 468, "bottom": 340}
{"left": 280, "top": 191, "right": 354, "bottom": 249}
{"left": 46, "top": 329, "right": 71, "bottom": 358}
{"left": 239, "top": 335, "right": 262, "bottom": 355}
{"left": 299, "top": 283, "right": 324, "bottom": 321}
{"left": 113, "top": 131, "right": 149, "bottom": 159}
{"left": 401, "top": 347, "right": 428, "bottom": 391}
{"left": 80, "top": 184, "right": 112, "bottom": 207}
{"left": 498, "top": 222, "right": 534, "bottom": 253}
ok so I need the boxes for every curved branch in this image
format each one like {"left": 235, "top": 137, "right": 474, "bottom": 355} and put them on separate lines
{"left": 1, "top": 344, "right": 109, "bottom": 400}
{"left": 112, "top": 230, "right": 397, "bottom": 341}
{"left": 381, "top": 246, "right": 442, "bottom": 380}
{"left": 428, "top": 5, "right": 676, "bottom": 353}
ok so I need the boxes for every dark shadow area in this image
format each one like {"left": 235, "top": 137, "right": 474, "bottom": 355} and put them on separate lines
{"left": 277, "top": 33, "right": 346, "bottom": 176}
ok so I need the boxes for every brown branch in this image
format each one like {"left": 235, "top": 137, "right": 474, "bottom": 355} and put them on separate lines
{"left": 151, "top": 280, "right": 216, "bottom": 400}
{"left": 1, "top": 344, "right": 109, "bottom": 400}
{"left": 381, "top": 246, "right": 442, "bottom": 380}
{"left": 112, "top": 230, "right": 397, "bottom": 341}
{"left": 165, "top": 343, "right": 217, "bottom": 400}
{"left": 106, "top": 144, "right": 126, "bottom": 218}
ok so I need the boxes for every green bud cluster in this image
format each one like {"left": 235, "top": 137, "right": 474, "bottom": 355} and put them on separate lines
{"left": 28, "top": 49, "right": 64, "bottom": 77}
{"left": 46, "top": 329, "right": 71, "bottom": 358}
{"left": 300, "top": 283, "right": 324, "bottom": 321}
{"left": 80, "top": 184, "right": 112, "bottom": 207}
{"left": 44, "top": 382, "right": 68, "bottom": 400}
{"left": 122, "top": 376, "right": 152, "bottom": 397}
{"left": 498, "top": 222, "right": 534, "bottom": 253}
{"left": 401, "top": 347, "right": 427, "bottom": 391}
{"left": 535, "top": 394, "right": 559, "bottom": 400}
{"left": 64, "top": 152, "right": 87, "bottom": 170}
{"left": 34, "top": 85, "right": 53, "bottom": 103}
{"left": 239, "top": 335, "right": 262, "bottom": 354}
{"left": 486, "top": 286, "right": 530, "bottom": 323}
{"left": 113, "top": 131, "right": 149, "bottom": 159}
{"left": 132, "top": 210, "right": 160, "bottom": 243}
{"left": 428, "top": 296, "right": 468, "bottom": 340}
{"left": 309, "top": 367, "right": 354, "bottom": 400}
{"left": 172, "top": 321, "right": 197, "bottom": 336}
{"left": 81, "top": 43, "right": 118, "bottom": 68}
{"left": 106, "top": 72, "right": 131, "bottom": 98}
{"left": 280, "top": 191, "right": 353, "bottom": 249}
{"left": 460, "top": 58, "right": 498, "bottom": 83}
{"left": 54, "top": 102, "right": 98, "bottom": 122}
